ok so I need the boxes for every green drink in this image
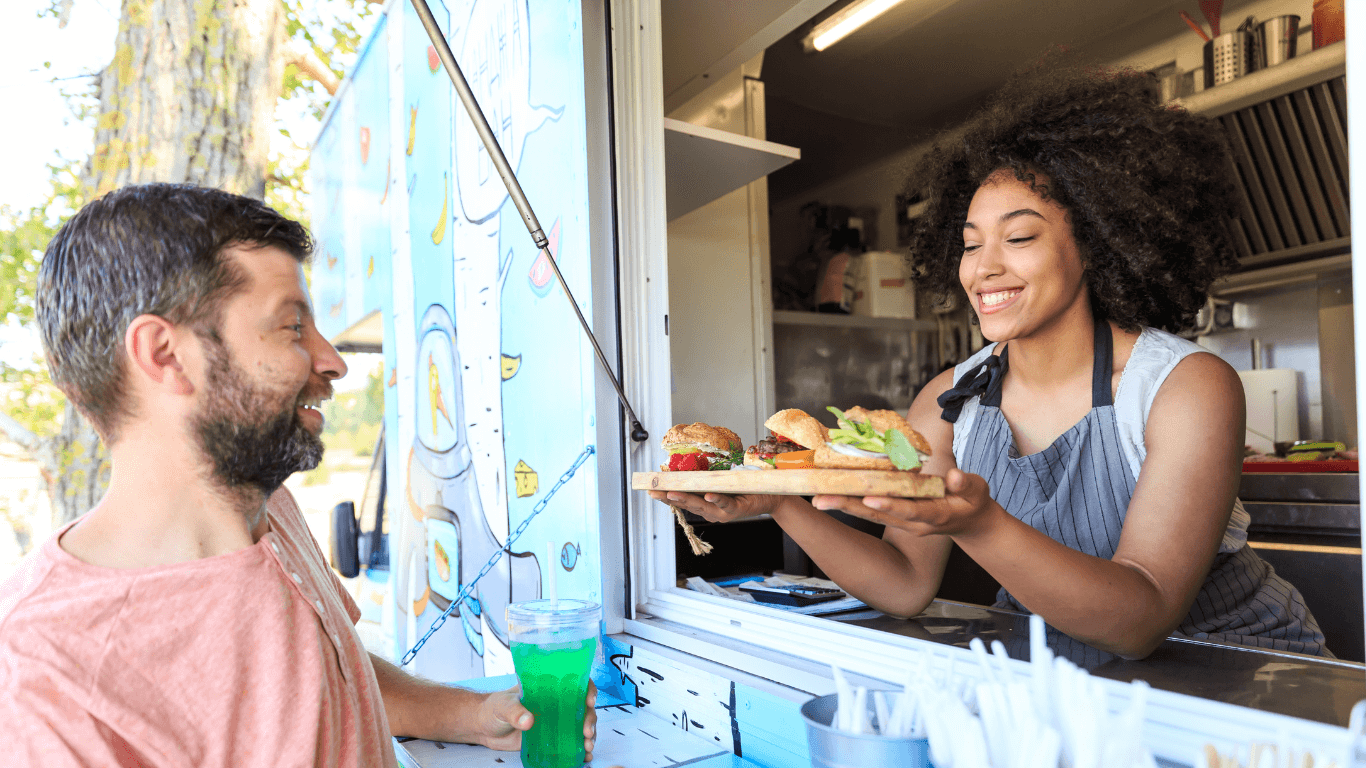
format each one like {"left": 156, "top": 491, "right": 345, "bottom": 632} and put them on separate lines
{"left": 507, "top": 599, "right": 600, "bottom": 768}
{"left": 512, "top": 636, "right": 597, "bottom": 768}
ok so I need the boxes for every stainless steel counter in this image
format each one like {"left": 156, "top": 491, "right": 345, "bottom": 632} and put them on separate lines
{"left": 827, "top": 600, "right": 1365, "bottom": 728}
{"left": 1238, "top": 471, "right": 1364, "bottom": 662}
{"left": 1241, "top": 471, "right": 1359, "bottom": 533}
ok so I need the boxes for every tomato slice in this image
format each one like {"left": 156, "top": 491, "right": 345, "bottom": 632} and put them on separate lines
{"left": 774, "top": 449, "right": 815, "bottom": 469}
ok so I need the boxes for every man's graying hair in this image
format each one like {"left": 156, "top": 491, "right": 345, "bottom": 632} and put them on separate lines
{"left": 37, "top": 183, "right": 312, "bottom": 442}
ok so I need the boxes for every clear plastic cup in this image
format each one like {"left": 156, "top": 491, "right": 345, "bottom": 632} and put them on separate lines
{"left": 507, "top": 599, "right": 600, "bottom": 768}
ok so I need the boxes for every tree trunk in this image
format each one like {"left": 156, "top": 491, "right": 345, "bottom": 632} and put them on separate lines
{"left": 46, "top": 402, "right": 112, "bottom": 527}
{"left": 86, "top": 0, "right": 287, "bottom": 197}
{"left": 23, "top": 0, "right": 289, "bottom": 526}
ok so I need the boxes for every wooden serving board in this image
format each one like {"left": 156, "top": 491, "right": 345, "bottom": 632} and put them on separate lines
{"left": 632, "top": 470, "right": 945, "bottom": 498}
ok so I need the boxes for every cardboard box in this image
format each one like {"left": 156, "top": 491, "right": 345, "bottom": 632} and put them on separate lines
{"left": 852, "top": 251, "right": 915, "bottom": 319}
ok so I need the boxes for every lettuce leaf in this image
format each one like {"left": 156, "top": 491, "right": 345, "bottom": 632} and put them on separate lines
{"left": 884, "top": 429, "right": 921, "bottom": 470}
{"left": 827, "top": 407, "right": 886, "bottom": 451}
{"left": 826, "top": 407, "right": 924, "bottom": 469}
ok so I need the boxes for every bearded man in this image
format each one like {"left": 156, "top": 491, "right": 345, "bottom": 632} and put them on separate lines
{"left": 0, "top": 184, "right": 598, "bottom": 766}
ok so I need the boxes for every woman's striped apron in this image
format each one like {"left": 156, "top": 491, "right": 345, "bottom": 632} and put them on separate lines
{"left": 939, "top": 318, "right": 1328, "bottom": 665}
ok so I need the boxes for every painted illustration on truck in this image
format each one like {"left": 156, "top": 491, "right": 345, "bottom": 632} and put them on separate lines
{"left": 310, "top": 0, "right": 601, "bottom": 685}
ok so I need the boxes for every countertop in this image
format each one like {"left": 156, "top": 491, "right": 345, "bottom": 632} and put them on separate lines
{"left": 827, "top": 600, "right": 1366, "bottom": 728}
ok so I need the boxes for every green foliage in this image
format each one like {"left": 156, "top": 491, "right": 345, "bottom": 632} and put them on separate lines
{"left": 268, "top": 0, "right": 378, "bottom": 228}
{"left": 320, "top": 359, "right": 384, "bottom": 456}
{"left": 1, "top": 155, "right": 97, "bottom": 444}
{"left": 0, "top": 208, "right": 48, "bottom": 326}
{"left": 2, "top": 1, "right": 378, "bottom": 454}
{"left": 0, "top": 366, "right": 65, "bottom": 442}
{"left": 301, "top": 462, "right": 333, "bottom": 486}
{"left": 280, "top": 0, "right": 376, "bottom": 115}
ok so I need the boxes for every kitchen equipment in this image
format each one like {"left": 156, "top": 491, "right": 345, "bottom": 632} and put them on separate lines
{"left": 851, "top": 251, "right": 916, "bottom": 319}
{"left": 633, "top": 469, "right": 945, "bottom": 499}
{"left": 1238, "top": 369, "right": 1300, "bottom": 454}
{"left": 1180, "top": 10, "right": 1211, "bottom": 42}
{"left": 1254, "top": 15, "right": 1299, "bottom": 68}
{"left": 801, "top": 693, "right": 931, "bottom": 768}
{"left": 1203, "top": 30, "right": 1255, "bottom": 88}
{"left": 1199, "top": 0, "right": 1223, "bottom": 37}
{"left": 739, "top": 583, "right": 846, "bottom": 606}
{"left": 1181, "top": 66, "right": 1206, "bottom": 96}
{"left": 1312, "top": 0, "right": 1345, "bottom": 49}
{"left": 1157, "top": 70, "right": 1181, "bottom": 102}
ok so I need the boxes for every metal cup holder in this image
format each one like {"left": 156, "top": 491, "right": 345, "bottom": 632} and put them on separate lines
{"left": 1203, "top": 31, "right": 1256, "bottom": 88}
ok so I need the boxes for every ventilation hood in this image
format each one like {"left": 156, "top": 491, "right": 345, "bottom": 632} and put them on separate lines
{"left": 1178, "top": 43, "right": 1349, "bottom": 273}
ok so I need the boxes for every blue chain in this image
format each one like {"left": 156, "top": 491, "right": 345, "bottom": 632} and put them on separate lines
{"left": 400, "top": 445, "right": 596, "bottom": 667}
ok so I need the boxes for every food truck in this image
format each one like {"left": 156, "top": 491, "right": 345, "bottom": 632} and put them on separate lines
{"left": 308, "top": 0, "right": 1364, "bottom": 763}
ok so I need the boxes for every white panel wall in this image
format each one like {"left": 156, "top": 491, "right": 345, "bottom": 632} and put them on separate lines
{"left": 665, "top": 56, "right": 776, "bottom": 446}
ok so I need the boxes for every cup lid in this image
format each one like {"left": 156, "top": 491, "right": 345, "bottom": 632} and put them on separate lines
{"left": 507, "top": 599, "right": 601, "bottom": 627}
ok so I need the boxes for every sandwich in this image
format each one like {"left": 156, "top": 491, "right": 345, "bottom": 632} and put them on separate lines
{"left": 662, "top": 422, "right": 744, "bottom": 471}
{"left": 745, "top": 409, "right": 828, "bottom": 469}
{"left": 661, "top": 422, "right": 743, "bottom": 557}
{"left": 816, "top": 406, "right": 932, "bottom": 471}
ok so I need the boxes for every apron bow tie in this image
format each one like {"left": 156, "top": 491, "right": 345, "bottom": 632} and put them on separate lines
{"left": 938, "top": 352, "right": 1005, "bottom": 424}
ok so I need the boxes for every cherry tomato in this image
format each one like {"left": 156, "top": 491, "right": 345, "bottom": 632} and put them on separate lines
{"left": 668, "top": 452, "right": 710, "bottom": 471}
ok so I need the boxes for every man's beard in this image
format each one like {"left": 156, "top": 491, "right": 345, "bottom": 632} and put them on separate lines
{"left": 192, "top": 340, "right": 325, "bottom": 497}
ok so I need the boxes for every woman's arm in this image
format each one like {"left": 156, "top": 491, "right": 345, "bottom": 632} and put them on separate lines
{"left": 825, "top": 352, "right": 1244, "bottom": 658}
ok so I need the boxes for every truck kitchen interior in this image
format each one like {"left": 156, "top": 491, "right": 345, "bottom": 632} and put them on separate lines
{"left": 660, "top": 0, "right": 1361, "bottom": 732}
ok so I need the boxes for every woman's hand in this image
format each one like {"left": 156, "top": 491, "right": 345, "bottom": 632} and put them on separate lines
{"left": 813, "top": 469, "right": 999, "bottom": 539}
{"left": 646, "top": 490, "right": 785, "bottom": 523}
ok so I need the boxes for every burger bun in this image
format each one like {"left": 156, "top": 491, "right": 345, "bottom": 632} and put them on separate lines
{"left": 763, "top": 409, "right": 829, "bottom": 451}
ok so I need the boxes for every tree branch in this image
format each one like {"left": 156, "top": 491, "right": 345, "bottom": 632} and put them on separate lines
{"left": 0, "top": 409, "right": 39, "bottom": 455}
{"left": 285, "top": 41, "right": 341, "bottom": 96}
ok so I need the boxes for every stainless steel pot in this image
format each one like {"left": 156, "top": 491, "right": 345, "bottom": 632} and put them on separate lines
{"left": 1254, "top": 15, "right": 1300, "bottom": 68}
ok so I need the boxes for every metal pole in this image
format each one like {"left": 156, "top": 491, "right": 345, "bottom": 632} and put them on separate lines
{"left": 408, "top": 0, "right": 648, "bottom": 443}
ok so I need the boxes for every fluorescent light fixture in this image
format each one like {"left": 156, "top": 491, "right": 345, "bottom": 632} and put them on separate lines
{"left": 802, "top": 0, "right": 910, "bottom": 52}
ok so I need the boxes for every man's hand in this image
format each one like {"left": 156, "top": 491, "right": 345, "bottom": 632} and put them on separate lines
{"left": 370, "top": 652, "right": 611, "bottom": 762}
{"left": 476, "top": 679, "right": 600, "bottom": 761}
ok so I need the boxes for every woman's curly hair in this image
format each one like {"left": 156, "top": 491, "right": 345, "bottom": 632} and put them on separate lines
{"left": 905, "top": 62, "right": 1241, "bottom": 333}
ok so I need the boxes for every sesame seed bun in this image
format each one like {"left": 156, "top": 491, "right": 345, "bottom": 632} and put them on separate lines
{"left": 661, "top": 422, "right": 743, "bottom": 455}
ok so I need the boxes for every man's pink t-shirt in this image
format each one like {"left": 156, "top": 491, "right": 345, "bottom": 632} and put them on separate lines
{"left": 0, "top": 488, "right": 397, "bottom": 767}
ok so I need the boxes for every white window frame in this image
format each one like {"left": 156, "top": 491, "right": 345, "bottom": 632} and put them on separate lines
{"left": 605, "top": 0, "right": 1357, "bottom": 759}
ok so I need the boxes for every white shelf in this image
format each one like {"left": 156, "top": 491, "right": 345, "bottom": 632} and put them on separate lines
{"left": 772, "top": 310, "right": 936, "bottom": 331}
{"left": 1175, "top": 41, "right": 1346, "bottom": 118}
{"left": 664, "top": 117, "right": 800, "bottom": 221}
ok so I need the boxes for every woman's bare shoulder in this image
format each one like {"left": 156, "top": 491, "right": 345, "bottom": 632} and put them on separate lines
{"left": 1156, "top": 350, "right": 1243, "bottom": 403}
{"left": 1147, "top": 350, "right": 1244, "bottom": 444}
